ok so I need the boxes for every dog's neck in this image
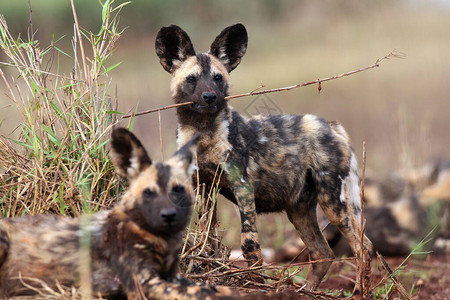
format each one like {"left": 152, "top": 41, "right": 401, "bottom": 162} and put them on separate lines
{"left": 176, "top": 107, "right": 232, "bottom": 150}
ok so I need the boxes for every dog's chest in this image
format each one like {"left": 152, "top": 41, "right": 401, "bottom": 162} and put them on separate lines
{"left": 177, "top": 122, "right": 232, "bottom": 190}
{"left": 177, "top": 125, "right": 231, "bottom": 165}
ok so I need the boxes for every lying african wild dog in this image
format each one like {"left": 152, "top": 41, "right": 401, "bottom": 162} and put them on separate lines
{"left": 0, "top": 128, "right": 232, "bottom": 299}
{"left": 155, "top": 24, "right": 374, "bottom": 293}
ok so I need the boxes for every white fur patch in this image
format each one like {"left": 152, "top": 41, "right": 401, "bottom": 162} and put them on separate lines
{"left": 176, "top": 124, "right": 196, "bottom": 149}
{"left": 339, "top": 153, "right": 362, "bottom": 217}
{"left": 239, "top": 44, "right": 247, "bottom": 56}
{"left": 339, "top": 175, "right": 347, "bottom": 204}
{"left": 126, "top": 149, "right": 140, "bottom": 179}
{"left": 176, "top": 157, "right": 198, "bottom": 177}
{"left": 187, "top": 160, "right": 198, "bottom": 177}
{"left": 302, "top": 114, "right": 323, "bottom": 134}
{"left": 133, "top": 244, "right": 146, "bottom": 249}
{"left": 258, "top": 136, "right": 268, "bottom": 144}
{"left": 217, "top": 117, "right": 231, "bottom": 150}
{"left": 217, "top": 46, "right": 230, "bottom": 65}
{"left": 349, "top": 153, "right": 361, "bottom": 208}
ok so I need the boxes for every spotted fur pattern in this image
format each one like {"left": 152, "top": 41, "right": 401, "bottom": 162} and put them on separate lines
{"left": 0, "top": 128, "right": 232, "bottom": 299}
{"left": 156, "top": 24, "right": 373, "bottom": 293}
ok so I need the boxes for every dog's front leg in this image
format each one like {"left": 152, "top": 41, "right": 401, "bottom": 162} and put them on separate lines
{"left": 232, "top": 180, "right": 265, "bottom": 284}
{"left": 125, "top": 274, "right": 234, "bottom": 300}
{"left": 233, "top": 183, "right": 262, "bottom": 266}
{"left": 113, "top": 248, "right": 233, "bottom": 299}
{"left": 226, "top": 164, "right": 263, "bottom": 280}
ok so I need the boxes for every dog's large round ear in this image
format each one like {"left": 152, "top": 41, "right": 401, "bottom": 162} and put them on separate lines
{"left": 110, "top": 128, "right": 152, "bottom": 181}
{"left": 209, "top": 24, "right": 248, "bottom": 73}
{"left": 171, "top": 132, "right": 201, "bottom": 177}
{"left": 155, "top": 25, "right": 196, "bottom": 73}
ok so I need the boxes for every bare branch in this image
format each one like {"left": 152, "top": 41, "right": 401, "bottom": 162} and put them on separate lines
{"left": 359, "top": 141, "right": 370, "bottom": 296}
{"left": 122, "top": 50, "right": 403, "bottom": 119}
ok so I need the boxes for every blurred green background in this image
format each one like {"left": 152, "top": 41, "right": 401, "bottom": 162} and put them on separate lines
{"left": 1, "top": 0, "right": 449, "bottom": 246}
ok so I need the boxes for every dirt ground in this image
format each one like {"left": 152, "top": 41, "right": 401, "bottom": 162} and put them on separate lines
{"left": 231, "top": 254, "right": 449, "bottom": 299}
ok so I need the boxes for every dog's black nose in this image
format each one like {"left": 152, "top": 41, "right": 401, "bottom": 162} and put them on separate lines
{"left": 201, "top": 92, "right": 217, "bottom": 104}
{"left": 161, "top": 208, "right": 177, "bottom": 223}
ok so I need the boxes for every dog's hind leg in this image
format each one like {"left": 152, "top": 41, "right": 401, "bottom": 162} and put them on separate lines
{"left": 286, "top": 197, "right": 335, "bottom": 291}
{"left": 315, "top": 154, "right": 373, "bottom": 295}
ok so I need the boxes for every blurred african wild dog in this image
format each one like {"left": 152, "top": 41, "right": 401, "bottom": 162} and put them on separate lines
{"left": 155, "top": 24, "right": 373, "bottom": 293}
{"left": 0, "top": 128, "right": 232, "bottom": 299}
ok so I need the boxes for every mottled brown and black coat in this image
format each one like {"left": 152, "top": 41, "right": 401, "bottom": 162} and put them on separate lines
{"left": 0, "top": 128, "right": 232, "bottom": 299}
{"left": 156, "top": 24, "right": 373, "bottom": 293}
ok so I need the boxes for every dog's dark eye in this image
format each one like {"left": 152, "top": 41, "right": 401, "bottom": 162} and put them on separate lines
{"left": 171, "top": 185, "right": 191, "bottom": 207}
{"left": 143, "top": 188, "right": 156, "bottom": 198}
{"left": 186, "top": 75, "right": 197, "bottom": 83}
{"left": 172, "top": 185, "right": 186, "bottom": 194}
{"left": 214, "top": 74, "right": 223, "bottom": 82}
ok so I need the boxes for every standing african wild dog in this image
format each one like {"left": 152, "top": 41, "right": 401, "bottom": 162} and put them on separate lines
{"left": 155, "top": 24, "right": 374, "bottom": 293}
{"left": 0, "top": 128, "right": 232, "bottom": 299}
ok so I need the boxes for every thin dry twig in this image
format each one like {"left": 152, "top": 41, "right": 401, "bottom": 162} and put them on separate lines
{"left": 359, "top": 140, "right": 369, "bottom": 296}
{"left": 132, "top": 274, "right": 147, "bottom": 300}
{"left": 377, "top": 252, "right": 412, "bottom": 300}
{"left": 121, "top": 50, "right": 404, "bottom": 119}
{"left": 186, "top": 256, "right": 356, "bottom": 280}
{"left": 158, "top": 110, "right": 164, "bottom": 161}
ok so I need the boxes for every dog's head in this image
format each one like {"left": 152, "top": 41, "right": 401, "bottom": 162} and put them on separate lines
{"left": 155, "top": 24, "right": 248, "bottom": 115}
{"left": 110, "top": 128, "right": 199, "bottom": 236}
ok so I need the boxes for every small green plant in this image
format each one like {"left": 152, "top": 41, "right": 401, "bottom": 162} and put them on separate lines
{"left": 0, "top": 0, "right": 128, "bottom": 217}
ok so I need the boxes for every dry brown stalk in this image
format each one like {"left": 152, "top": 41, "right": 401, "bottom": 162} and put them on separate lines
{"left": 132, "top": 274, "right": 147, "bottom": 300}
{"left": 359, "top": 140, "right": 370, "bottom": 296}
{"left": 180, "top": 156, "right": 233, "bottom": 281}
{"left": 370, "top": 256, "right": 392, "bottom": 294}
{"left": 180, "top": 241, "right": 204, "bottom": 260}
{"left": 158, "top": 110, "right": 165, "bottom": 161}
{"left": 70, "top": 0, "right": 88, "bottom": 82}
{"left": 376, "top": 252, "right": 412, "bottom": 300}
{"left": 121, "top": 50, "right": 404, "bottom": 119}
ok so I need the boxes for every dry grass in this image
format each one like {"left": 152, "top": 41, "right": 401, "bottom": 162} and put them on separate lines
{"left": 0, "top": 1, "right": 126, "bottom": 217}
